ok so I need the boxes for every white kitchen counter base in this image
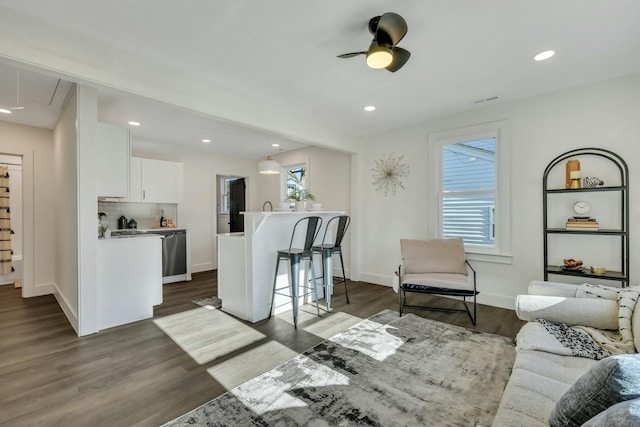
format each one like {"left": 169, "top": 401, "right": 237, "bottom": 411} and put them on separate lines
{"left": 217, "top": 211, "right": 346, "bottom": 322}
{"left": 97, "top": 234, "right": 162, "bottom": 330}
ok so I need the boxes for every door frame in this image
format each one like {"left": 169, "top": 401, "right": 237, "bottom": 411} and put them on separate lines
{"left": 213, "top": 173, "right": 250, "bottom": 268}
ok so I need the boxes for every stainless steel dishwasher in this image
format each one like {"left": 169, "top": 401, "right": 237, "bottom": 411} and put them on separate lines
{"left": 149, "top": 229, "right": 187, "bottom": 283}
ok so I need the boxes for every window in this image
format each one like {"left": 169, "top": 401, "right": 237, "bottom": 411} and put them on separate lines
{"left": 429, "top": 121, "right": 511, "bottom": 262}
{"left": 221, "top": 177, "right": 238, "bottom": 213}
{"left": 442, "top": 137, "right": 496, "bottom": 246}
{"left": 282, "top": 163, "right": 310, "bottom": 202}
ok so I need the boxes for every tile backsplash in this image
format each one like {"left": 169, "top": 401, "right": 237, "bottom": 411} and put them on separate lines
{"left": 98, "top": 201, "right": 178, "bottom": 230}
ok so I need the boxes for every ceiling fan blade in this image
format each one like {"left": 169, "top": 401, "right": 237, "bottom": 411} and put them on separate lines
{"left": 337, "top": 52, "right": 366, "bottom": 58}
{"left": 376, "top": 12, "right": 407, "bottom": 46}
{"left": 386, "top": 47, "right": 411, "bottom": 72}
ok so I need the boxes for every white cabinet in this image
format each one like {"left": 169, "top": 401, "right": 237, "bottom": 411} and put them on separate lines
{"left": 97, "top": 235, "right": 163, "bottom": 330}
{"left": 141, "top": 158, "right": 184, "bottom": 203}
{"left": 96, "top": 122, "right": 130, "bottom": 197}
{"left": 122, "top": 157, "right": 183, "bottom": 203}
{"left": 120, "top": 156, "right": 142, "bottom": 202}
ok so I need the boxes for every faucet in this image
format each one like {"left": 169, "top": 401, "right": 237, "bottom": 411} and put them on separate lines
{"left": 262, "top": 201, "right": 273, "bottom": 212}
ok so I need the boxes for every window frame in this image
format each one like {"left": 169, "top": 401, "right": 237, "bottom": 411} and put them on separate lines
{"left": 281, "top": 162, "right": 309, "bottom": 202}
{"left": 220, "top": 176, "right": 239, "bottom": 214}
{"left": 428, "top": 120, "right": 512, "bottom": 264}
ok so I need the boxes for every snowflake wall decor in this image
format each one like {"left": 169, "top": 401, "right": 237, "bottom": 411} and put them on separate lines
{"left": 371, "top": 153, "right": 409, "bottom": 196}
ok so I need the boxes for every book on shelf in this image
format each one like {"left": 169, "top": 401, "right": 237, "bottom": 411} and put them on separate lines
{"left": 567, "top": 217, "right": 598, "bottom": 222}
{"left": 565, "top": 222, "right": 599, "bottom": 231}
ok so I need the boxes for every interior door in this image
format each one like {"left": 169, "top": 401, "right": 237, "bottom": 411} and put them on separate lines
{"left": 229, "top": 178, "right": 246, "bottom": 232}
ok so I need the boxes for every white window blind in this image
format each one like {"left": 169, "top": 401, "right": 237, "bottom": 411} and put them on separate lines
{"left": 442, "top": 138, "right": 496, "bottom": 246}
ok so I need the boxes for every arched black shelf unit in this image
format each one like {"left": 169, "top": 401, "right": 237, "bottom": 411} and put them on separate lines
{"left": 543, "top": 147, "right": 629, "bottom": 286}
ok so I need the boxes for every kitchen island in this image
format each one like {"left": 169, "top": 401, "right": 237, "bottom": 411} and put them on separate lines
{"left": 217, "top": 210, "right": 346, "bottom": 322}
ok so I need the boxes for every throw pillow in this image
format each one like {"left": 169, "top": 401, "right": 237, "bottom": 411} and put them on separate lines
{"left": 549, "top": 354, "right": 640, "bottom": 427}
{"left": 582, "top": 398, "right": 640, "bottom": 426}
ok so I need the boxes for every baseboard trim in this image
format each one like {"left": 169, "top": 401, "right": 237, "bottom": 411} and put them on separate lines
{"left": 21, "top": 281, "right": 54, "bottom": 298}
{"left": 358, "top": 273, "right": 516, "bottom": 310}
{"left": 192, "top": 262, "right": 214, "bottom": 274}
{"left": 52, "top": 283, "right": 79, "bottom": 335}
{"left": 359, "top": 273, "right": 391, "bottom": 287}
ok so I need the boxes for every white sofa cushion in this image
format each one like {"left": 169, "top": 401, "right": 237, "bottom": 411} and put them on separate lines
{"left": 528, "top": 280, "right": 578, "bottom": 297}
{"left": 515, "top": 322, "right": 573, "bottom": 357}
{"left": 516, "top": 295, "right": 619, "bottom": 330}
{"left": 493, "top": 350, "right": 597, "bottom": 426}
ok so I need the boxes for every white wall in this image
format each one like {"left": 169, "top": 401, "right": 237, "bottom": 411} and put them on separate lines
{"left": 258, "top": 146, "right": 353, "bottom": 274}
{"left": 134, "top": 140, "right": 260, "bottom": 272}
{"left": 353, "top": 72, "right": 640, "bottom": 308}
{"left": 76, "top": 84, "right": 99, "bottom": 336}
{"left": 0, "top": 121, "right": 55, "bottom": 296}
{"left": 53, "top": 85, "right": 80, "bottom": 331}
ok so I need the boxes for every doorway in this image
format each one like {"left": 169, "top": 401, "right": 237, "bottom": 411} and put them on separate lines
{"left": 216, "top": 175, "right": 247, "bottom": 234}
{"left": 0, "top": 154, "right": 22, "bottom": 288}
{"left": 229, "top": 178, "right": 246, "bottom": 232}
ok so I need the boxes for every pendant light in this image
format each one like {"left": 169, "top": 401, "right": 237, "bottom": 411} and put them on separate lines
{"left": 259, "top": 155, "right": 281, "bottom": 174}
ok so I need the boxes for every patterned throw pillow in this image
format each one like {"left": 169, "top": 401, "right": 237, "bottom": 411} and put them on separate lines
{"left": 582, "top": 398, "right": 640, "bottom": 426}
{"left": 549, "top": 354, "right": 640, "bottom": 427}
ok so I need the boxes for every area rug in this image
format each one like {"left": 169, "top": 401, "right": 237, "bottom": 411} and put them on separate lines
{"left": 163, "top": 309, "right": 516, "bottom": 427}
{"left": 192, "top": 296, "right": 222, "bottom": 309}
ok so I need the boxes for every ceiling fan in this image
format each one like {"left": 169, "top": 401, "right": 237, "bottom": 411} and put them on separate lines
{"left": 337, "top": 12, "right": 410, "bottom": 72}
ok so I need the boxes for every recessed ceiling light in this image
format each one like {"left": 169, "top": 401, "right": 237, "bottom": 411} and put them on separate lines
{"left": 534, "top": 50, "right": 555, "bottom": 61}
{"left": 271, "top": 143, "right": 280, "bottom": 147}
{"left": 364, "top": 105, "right": 376, "bottom": 112}
{"left": 202, "top": 139, "right": 211, "bottom": 143}
{"left": 0, "top": 108, "right": 11, "bottom": 114}
{"left": 128, "top": 121, "right": 141, "bottom": 126}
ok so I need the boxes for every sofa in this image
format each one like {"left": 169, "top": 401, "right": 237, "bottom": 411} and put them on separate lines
{"left": 493, "top": 280, "right": 640, "bottom": 426}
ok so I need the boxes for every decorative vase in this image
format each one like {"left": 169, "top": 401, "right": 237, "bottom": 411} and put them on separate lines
{"left": 295, "top": 201, "right": 306, "bottom": 212}
{"left": 566, "top": 160, "right": 580, "bottom": 189}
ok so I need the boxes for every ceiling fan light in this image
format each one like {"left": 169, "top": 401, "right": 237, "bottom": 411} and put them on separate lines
{"left": 366, "top": 42, "right": 393, "bottom": 69}
{"left": 259, "top": 156, "right": 281, "bottom": 174}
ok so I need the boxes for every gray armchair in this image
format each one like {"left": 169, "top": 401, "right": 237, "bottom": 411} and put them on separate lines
{"left": 397, "top": 238, "right": 478, "bottom": 325}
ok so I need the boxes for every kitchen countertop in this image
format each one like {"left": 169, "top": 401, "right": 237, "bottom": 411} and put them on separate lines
{"left": 113, "top": 227, "right": 186, "bottom": 232}
{"left": 102, "top": 234, "right": 163, "bottom": 240}
{"left": 100, "top": 228, "right": 187, "bottom": 240}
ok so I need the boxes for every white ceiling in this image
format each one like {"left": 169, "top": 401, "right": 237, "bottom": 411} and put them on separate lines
{"left": 1, "top": 1, "right": 640, "bottom": 158}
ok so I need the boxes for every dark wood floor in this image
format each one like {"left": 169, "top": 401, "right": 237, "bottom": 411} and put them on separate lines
{"left": 0, "top": 272, "right": 524, "bottom": 426}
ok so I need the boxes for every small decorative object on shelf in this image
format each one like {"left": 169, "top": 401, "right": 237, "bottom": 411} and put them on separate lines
{"left": 563, "top": 258, "right": 583, "bottom": 271}
{"left": 583, "top": 176, "right": 604, "bottom": 188}
{"left": 565, "top": 159, "right": 580, "bottom": 188}
{"left": 371, "top": 152, "right": 409, "bottom": 196}
{"left": 569, "top": 170, "right": 582, "bottom": 188}
{"left": 590, "top": 266, "right": 607, "bottom": 274}
{"left": 566, "top": 217, "right": 599, "bottom": 231}
{"left": 572, "top": 201, "right": 591, "bottom": 215}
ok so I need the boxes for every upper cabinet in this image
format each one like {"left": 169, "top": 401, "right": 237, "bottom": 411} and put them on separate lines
{"left": 96, "top": 122, "right": 130, "bottom": 198}
{"left": 123, "top": 157, "right": 183, "bottom": 203}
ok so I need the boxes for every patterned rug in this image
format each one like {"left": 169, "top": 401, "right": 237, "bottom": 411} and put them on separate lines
{"left": 192, "top": 296, "right": 222, "bottom": 309}
{"left": 163, "top": 310, "right": 515, "bottom": 427}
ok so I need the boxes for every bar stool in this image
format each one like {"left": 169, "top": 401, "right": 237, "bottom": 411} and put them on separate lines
{"left": 312, "top": 215, "right": 351, "bottom": 310}
{"left": 269, "top": 216, "right": 323, "bottom": 328}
